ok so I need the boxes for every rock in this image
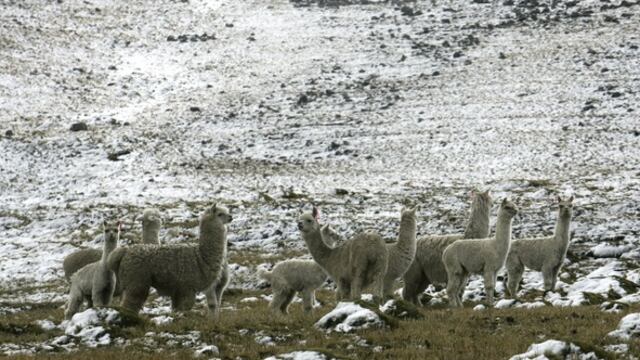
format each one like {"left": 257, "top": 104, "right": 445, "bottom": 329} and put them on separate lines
{"left": 499, "top": 52, "right": 507, "bottom": 59}
{"left": 328, "top": 141, "right": 341, "bottom": 151}
{"left": 70, "top": 122, "right": 88, "bottom": 132}
{"left": 189, "top": 106, "right": 201, "bottom": 112}
{"left": 335, "top": 188, "right": 349, "bottom": 196}
{"left": 107, "top": 149, "right": 131, "bottom": 161}
{"left": 5, "top": 129, "right": 14, "bottom": 137}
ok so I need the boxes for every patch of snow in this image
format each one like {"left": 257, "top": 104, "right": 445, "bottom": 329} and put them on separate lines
{"left": 509, "top": 340, "right": 597, "bottom": 360}
{"left": 315, "top": 302, "right": 384, "bottom": 333}
{"left": 194, "top": 344, "right": 220, "bottom": 357}
{"left": 264, "top": 351, "right": 329, "bottom": 360}
{"left": 495, "top": 299, "right": 517, "bottom": 309}
{"left": 150, "top": 315, "right": 173, "bottom": 325}
{"left": 608, "top": 313, "right": 640, "bottom": 341}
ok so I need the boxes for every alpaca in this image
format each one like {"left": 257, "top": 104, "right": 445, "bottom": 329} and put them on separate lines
{"left": 141, "top": 208, "right": 162, "bottom": 244}
{"left": 259, "top": 260, "right": 329, "bottom": 314}
{"left": 63, "top": 208, "right": 162, "bottom": 280}
{"left": 298, "top": 207, "right": 388, "bottom": 301}
{"left": 259, "top": 227, "right": 338, "bottom": 314}
{"left": 108, "top": 203, "right": 231, "bottom": 313}
{"left": 65, "top": 221, "right": 120, "bottom": 319}
{"left": 506, "top": 196, "right": 574, "bottom": 297}
{"left": 381, "top": 206, "right": 418, "bottom": 297}
{"left": 402, "top": 190, "right": 492, "bottom": 305}
{"left": 442, "top": 198, "right": 519, "bottom": 307}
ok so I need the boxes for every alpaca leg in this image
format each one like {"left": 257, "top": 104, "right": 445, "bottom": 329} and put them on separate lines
{"left": 542, "top": 263, "right": 560, "bottom": 293}
{"left": 280, "top": 290, "right": 295, "bottom": 314}
{"left": 301, "top": 290, "right": 313, "bottom": 313}
{"left": 350, "top": 275, "right": 364, "bottom": 301}
{"left": 65, "top": 290, "right": 84, "bottom": 320}
{"left": 446, "top": 274, "right": 462, "bottom": 308}
{"left": 550, "top": 264, "right": 562, "bottom": 292}
{"left": 382, "top": 274, "right": 396, "bottom": 299}
{"left": 269, "top": 289, "right": 288, "bottom": 314}
{"left": 120, "top": 286, "right": 150, "bottom": 313}
{"left": 484, "top": 271, "right": 496, "bottom": 306}
{"left": 457, "top": 274, "right": 469, "bottom": 304}
{"left": 507, "top": 264, "right": 524, "bottom": 298}
{"left": 204, "top": 284, "right": 219, "bottom": 318}
{"left": 84, "top": 295, "right": 93, "bottom": 309}
{"left": 215, "top": 280, "right": 226, "bottom": 310}
{"left": 172, "top": 292, "right": 196, "bottom": 312}
{"left": 402, "top": 266, "right": 428, "bottom": 306}
{"left": 336, "top": 280, "right": 350, "bottom": 301}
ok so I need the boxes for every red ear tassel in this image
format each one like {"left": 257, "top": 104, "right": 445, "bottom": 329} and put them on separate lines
{"left": 312, "top": 207, "right": 320, "bottom": 221}
{"left": 117, "top": 221, "right": 123, "bottom": 232}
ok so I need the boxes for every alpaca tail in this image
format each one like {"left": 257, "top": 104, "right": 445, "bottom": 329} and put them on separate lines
{"left": 258, "top": 269, "right": 272, "bottom": 283}
{"left": 107, "top": 247, "right": 127, "bottom": 274}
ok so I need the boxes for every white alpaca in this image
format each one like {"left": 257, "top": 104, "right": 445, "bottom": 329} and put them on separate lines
{"left": 259, "top": 260, "right": 328, "bottom": 314}
{"left": 298, "top": 207, "right": 388, "bottom": 301}
{"left": 443, "top": 198, "right": 518, "bottom": 307}
{"left": 107, "top": 203, "right": 231, "bottom": 314}
{"left": 65, "top": 221, "right": 120, "bottom": 319}
{"left": 506, "top": 196, "right": 574, "bottom": 297}
{"left": 259, "top": 226, "right": 339, "bottom": 314}
{"left": 381, "top": 206, "right": 418, "bottom": 297}
{"left": 402, "top": 190, "right": 492, "bottom": 305}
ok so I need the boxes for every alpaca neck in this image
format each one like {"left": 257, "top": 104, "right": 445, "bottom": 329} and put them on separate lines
{"left": 395, "top": 214, "right": 417, "bottom": 255}
{"left": 142, "top": 225, "right": 160, "bottom": 244}
{"left": 493, "top": 210, "right": 513, "bottom": 260}
{"left": 463, "top": 199, "right": 491, "bottom": 239}
{"left": 101, "top": 236, "right": 118, "bottom": 263}
{"left": 199, "top": 220, "right": 227, "bottom": 268}
{"left": 553, "top": 211, "right": 571, "bottom": 248}
{"left": 302, "top": 228, "right": 335, "bottom": 266}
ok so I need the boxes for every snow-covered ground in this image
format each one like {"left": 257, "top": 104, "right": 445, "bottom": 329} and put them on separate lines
{"left": 1, "top": 0, "right": 640, "bottom": 356}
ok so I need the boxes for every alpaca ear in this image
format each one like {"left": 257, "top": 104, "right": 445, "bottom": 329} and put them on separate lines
{"left": 470, "top": 189, "right": 477, "bottom": 199}
{"left": 502, "top": 198, "right": 508, "bottom": 205}
{"left": 212, "top": 203, "right": 218, "bottom": 210}
{"left": 312, "top": 206, "right": 320, "bottom": 221}
{"left": 117, "top": 221, "right": 123, "bottom": 232}
{"left": 103, "top": 220, "right": 108, "bottom": 228}
{"left": 569, "top": 195, "right": 574, "bottom": 202}
{"left": 556, "top": 195, "right": 562, "bottom": 203}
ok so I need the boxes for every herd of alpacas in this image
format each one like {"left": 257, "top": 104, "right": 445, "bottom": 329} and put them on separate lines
{"left": 62, "top": 191, "right": 574, "bottom": 320}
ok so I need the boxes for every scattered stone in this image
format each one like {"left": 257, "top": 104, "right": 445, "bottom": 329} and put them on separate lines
{"left": 189, "top": 106, "right": 201, "bottom": 112}
{"left": 70, "top": 122, "right": 88, "bottom": 132}
{"left": 5, "top": 129, "right": 14, "bottom": 137}
{"left": 107, "top": 149, "right": 131, "bottom": 161}
{"left": 335, "top": 188, "right": 349, "bottom": 196}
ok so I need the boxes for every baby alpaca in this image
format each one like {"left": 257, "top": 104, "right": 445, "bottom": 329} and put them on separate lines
{"left": 63, "top": 207, "right": 162, "bottom": 280}
{"left": 259, "top": 228, "right": 337, "bottom": 315}
{"left": 443, "top": 198, "right": 518, "bottom": 307}
{"left": 506, "top": 196, "right": 574, "bottom": 297}
{"left": 259, "top": 259, "right": 328, "bottom": 314}
{"left": 402, "top": 190, "right": 492, "bottom": 305}
{"left": 65, "top": 221, "right": 120, "bottom": 319}
{"left": 382, "top": 206, "right": 418, "bottom": 297}
{"left": 108, "top": 203, "right": 231, "bottom": 313}
{"left": 298, "top": 207, "right": 388, "bottom": 301}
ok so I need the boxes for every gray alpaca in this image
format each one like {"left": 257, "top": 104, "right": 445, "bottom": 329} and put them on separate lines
{"left": 381, "top": 206, "right": 418, "bottom": 297}
{"left": 402, "top": 190, "right": 492, "bottom": 305}
{"left": 63, "top": 208, "right": 162, "bottom": 280}
{"left": 506, "top": 196, "right": 574, "bottom": 297}
{"left": 203, "top": 258, "right": 229, "bottom": 318}
{"left": 107, "top": 203, "right": 231, "bottom": 313}
{"left": 443, "top": 198, "right": 519, "bottom": 307}
{"left": 298, "top": 207, "right": 388, "bottom": 301}
{"left": 65, "top": 221, "right": 120, "bottom": 319}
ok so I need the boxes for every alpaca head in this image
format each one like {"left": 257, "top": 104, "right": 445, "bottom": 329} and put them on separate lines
{"left": 471, "top": 189, "right": 493, "bottom": 207}
{"left": 298, "top": 207, "right": 321, "bottom": 234}
{"left": 401, "top": 205, "right": 418, "bottom": 220}
{"left": 203, "top": 203, "right": 232, "bottom": 225}
{"left": 557, "top": 195, "right": 574, "bottom": 219}
{"left": 499, "top": 198, "right": 519, "bottom": 219}
{"left": 142, "top": 208, "right": 162, "bottom": 228}
{"left": 103, "top": 220, "right": 121, "bottom": 245}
